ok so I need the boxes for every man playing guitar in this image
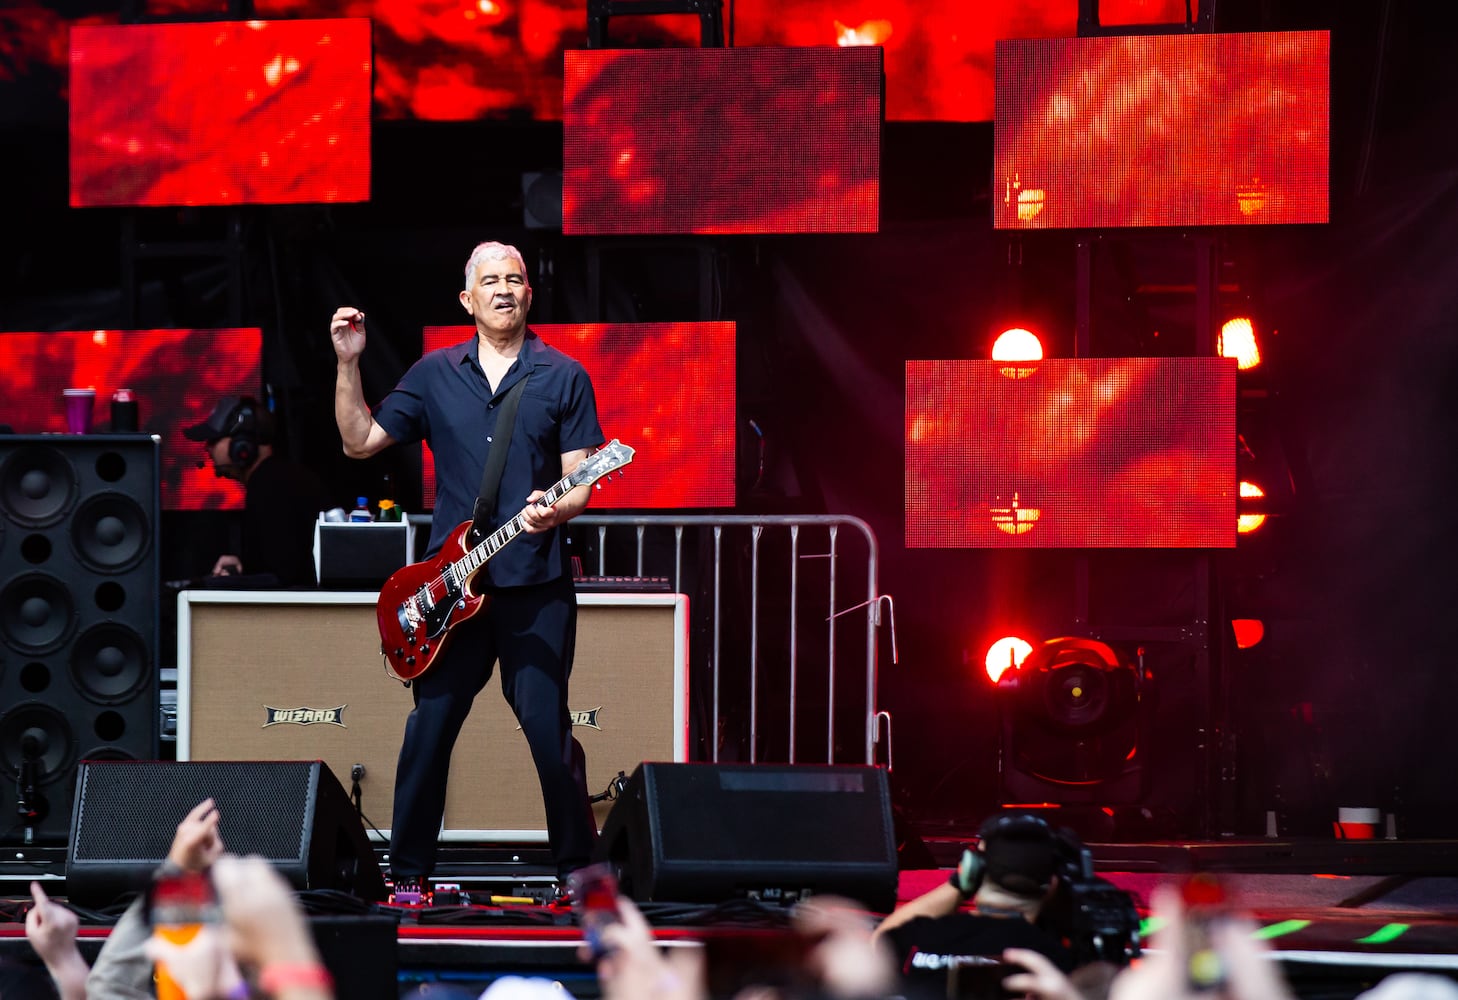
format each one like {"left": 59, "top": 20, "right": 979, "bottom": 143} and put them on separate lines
{"left": 330, "top": 240, "right": 603, "bottom": 899}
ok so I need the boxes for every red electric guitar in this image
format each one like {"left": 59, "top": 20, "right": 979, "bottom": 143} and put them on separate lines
{"left": 375, "top": 439, "right": 635, "bottom": 682}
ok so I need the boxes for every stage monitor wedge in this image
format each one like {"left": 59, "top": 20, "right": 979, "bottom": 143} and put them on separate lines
{"left": 595, "top": 762, "right": 899, "bottom": 913}
{"left": 66, "top": 759, "right": 387, "bottom": 909}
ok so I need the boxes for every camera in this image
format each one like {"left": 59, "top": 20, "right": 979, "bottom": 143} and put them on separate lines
{"left": 1035, "top": 825, "right": 1142, "bottom": 967}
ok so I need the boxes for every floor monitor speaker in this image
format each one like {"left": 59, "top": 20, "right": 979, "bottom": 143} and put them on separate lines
{"left": 594, "top": 762, "right": 898, "bottom": 913}
{"left": 65, "top": 759, "right": 387, "bottom": 908}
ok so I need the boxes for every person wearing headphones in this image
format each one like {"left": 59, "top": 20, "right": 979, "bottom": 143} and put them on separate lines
{"left": 874, "top": 811, "right": 1078, "bottom": 995}
{"left": 184, "top": 394, "right": 329, "bottom": 587}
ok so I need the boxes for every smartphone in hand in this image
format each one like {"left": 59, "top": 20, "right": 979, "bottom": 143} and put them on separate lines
{"left": 1181, "top": 873, "right": 1230, "bottom": 992}
{"left": 147, "top": 869, "right": 222, "bottom": 1000}
{"left": 567, "top": 863, "right": 622, "bottom": 961}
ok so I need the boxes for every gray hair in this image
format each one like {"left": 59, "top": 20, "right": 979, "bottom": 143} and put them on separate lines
{"left": 463, "top": 241, "right": 529, "bottom": 291}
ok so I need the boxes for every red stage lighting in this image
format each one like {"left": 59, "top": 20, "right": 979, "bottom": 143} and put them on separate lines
{"left": 1219, "top": 317, "right": 1262, "bottom": 371}
{"left": 996, "top": 637, "right": 1144, "bottom": 801}
{"left": 991, "top": 327, "right": 1044, "bottom": 381}
{"left": 1237, "top": 480, "right": 1267, "bottom": 534}
{"left": 985, "top": 636, "right": 1034, "bottom": 684}
{"left": 1232, "top": 619, "right": 1265, "bottom": 649}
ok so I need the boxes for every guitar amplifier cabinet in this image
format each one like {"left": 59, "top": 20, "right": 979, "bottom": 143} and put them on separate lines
{"left": 177, "top": 590, "right": 688, "bottom": 840}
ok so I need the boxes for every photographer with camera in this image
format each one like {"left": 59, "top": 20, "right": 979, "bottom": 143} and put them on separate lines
{"left": 875, "top": 812, "right": 1077, "bottom": 995}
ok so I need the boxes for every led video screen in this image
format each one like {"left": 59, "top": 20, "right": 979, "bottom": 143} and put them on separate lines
{"left": 69, "top": 19, "right": 371, "bottom": 207}
{"left": 993, "top": 31, "right": 1330, "bottom": 229}
{"left": 906, "top": 358, "right": 1235, "bottom": 548}
{"left": 563, "top": 47, "right": 881, "bottom": 234}
{"left": 0, "top": 328, "right": 262, "bottom": 510}
{"left": 7, "top": 0, "right": 1185, "bottom": 124}
{"left": 418, "top": 323, "right": 736, "bottom": 510}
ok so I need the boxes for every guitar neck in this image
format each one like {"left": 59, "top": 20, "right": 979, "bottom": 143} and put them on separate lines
{"left": 454, "top": 472, "right": 578, "bottom": 580}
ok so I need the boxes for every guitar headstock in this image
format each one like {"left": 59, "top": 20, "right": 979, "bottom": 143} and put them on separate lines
{"left": 571, "top": 439, "right": 635, "bottom": 488}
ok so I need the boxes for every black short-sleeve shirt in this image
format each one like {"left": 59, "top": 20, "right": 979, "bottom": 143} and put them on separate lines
{"left": 372, "top": 330, "right": 603, "bottom": 586}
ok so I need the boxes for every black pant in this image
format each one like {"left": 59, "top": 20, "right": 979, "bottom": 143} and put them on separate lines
{"left": 388, "top": 576, "right": 597, "bottom": 879}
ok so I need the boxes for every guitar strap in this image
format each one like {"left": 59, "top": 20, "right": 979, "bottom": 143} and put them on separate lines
{"left": 469, "top": 372, "right": 528, "bottom": 545}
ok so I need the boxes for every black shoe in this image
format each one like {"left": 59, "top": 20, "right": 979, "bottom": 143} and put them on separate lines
{"left": 390, "top": 875, "right": 430, "bottom": 905}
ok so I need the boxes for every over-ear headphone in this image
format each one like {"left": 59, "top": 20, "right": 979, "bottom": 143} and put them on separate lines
{"left": 949, "top": 812, "right": 1058, "bottom": 899}
{"left": 223, "top": 397, "right": 261, "bottom": 468}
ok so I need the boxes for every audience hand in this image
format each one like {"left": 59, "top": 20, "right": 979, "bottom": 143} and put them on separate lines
{"left": 208, "top": 855, "right": 321, "bottom": 972}
{"left": 794, "top": 896, "right": 898, "bottom": 999}
{"left": 1110, "top": 885, "right": 1294, "bottom": 1000}
{"left": 24, "top": 881, "right": 89, "bottom": 1000}
{"left": 168, "top": 798, "right": 226, "bottom": 873}
{"left": 596, "top": 896, "right": 705, "bottom": 1000}
{"left": 1003, "top": 947, "right": 1084, "bottom": 1000}
{"left": 145, "top": 925, "right": 246, "bottom": 1000}
{"left": 211, "top": 555, "right": 243, "bottom": 577}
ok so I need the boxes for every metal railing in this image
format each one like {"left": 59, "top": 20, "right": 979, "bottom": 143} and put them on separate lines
{"left": 572, "top": 515, "right": 891, "bottom": 767}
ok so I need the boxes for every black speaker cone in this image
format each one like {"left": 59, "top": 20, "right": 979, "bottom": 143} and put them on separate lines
{"left": 72, "top": 624, "right": 149, "bottom": 704}
{"left": 1, "top": 573, "right": 79, "bottom": 654}
{"left": 71, "top": 492, "right": 150, "bottom": 573}
{"left": 0, "top": 446, "right": 79, "bottom": 527}
{"left": 0, "top": 702, "right": 76, "bottom": 784}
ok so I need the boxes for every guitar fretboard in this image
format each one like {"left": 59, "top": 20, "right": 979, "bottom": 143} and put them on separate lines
{"left": 455, "top": 473, "right": 579, "bottom": 579}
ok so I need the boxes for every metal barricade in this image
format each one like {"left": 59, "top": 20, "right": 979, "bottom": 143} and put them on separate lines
{"left": 571, "top": 515, "right": 891, "bottom": 767}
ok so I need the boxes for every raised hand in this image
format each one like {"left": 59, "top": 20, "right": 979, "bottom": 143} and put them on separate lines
{"left": 167, "top": 798, "right": 226, "bottom": 873}
{"left": 330, "top": 307, "right": 368, "bottom": 363}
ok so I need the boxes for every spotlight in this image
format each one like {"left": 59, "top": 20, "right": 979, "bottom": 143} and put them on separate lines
{"left": 992, "top": 327, "right": 1043, "bottom": 379}
{"left": 1232, "top": 619, "right": 1265, "bottom": 649}
{"left": 996, "top": 637, "right": 1144, "bottom": 803}
{"left": 1237, "top": 480, "right": 1267, "bottom": 534}
{"left": 985, "top": 635, "right": 1034, "bottom": 683}
{"left": 1219, "top": 317, "right": 1261, "bottom": 371}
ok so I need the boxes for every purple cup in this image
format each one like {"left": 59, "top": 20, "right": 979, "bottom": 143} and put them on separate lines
{"left": 63, "top": 388, "right": 96, "bottom": 434}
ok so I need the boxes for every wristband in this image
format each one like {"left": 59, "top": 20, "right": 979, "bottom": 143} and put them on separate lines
{"left": 257, "top": 962, "right": 334, "bottom": 995}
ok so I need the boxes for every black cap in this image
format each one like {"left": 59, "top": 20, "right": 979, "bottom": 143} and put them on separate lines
{"left": 979, "top": 812, "right": 1059, "bottom": 896}
{"left": 182, "top": 395, "right": 245, "bottom": 443}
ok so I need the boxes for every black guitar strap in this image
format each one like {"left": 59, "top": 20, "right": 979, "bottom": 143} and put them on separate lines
{"left": 469, "top": 373, "right": 528, "bottom": 545}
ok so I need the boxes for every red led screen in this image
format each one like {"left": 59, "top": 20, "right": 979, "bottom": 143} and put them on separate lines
{"left": 0, "top": 328, "right": 262, "bottom": 510}
{"left": 993, "top": 31, "right": 1330, "bottom": 229}
{"left": 563, "top": 47, "right": 881, "bottom": 235}
{"left": 418, "top": 323, "right": 736, "bottom": 509}
{"left": 9, "top": 1, "right": 1185, "bottom": 124}
{"left": 69, "top": 19, "right": 371, "bottom": 207}
{"left": 905, "top": 358, "right": 1235, "bottom": 548}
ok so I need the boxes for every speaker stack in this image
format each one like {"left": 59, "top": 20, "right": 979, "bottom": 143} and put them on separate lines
{"left": 0, "top": 435, "right": 160, "bottom": 844}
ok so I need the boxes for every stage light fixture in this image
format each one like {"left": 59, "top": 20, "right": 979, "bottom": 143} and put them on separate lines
{"left": 996, "top": 636, "right": 1144, "bottom": 802}
{"left": 1232, "top": 619, "right": 1265, "bottom": 650}
{"left": 1219, "top": 317, "right": 1261, "bottom": 371}
{"left": 991, "top": 327, "right": 1043, "bottom": 379}
{"left": 985, "top": 635, "right": 1034, "bottom": 683}
{"left": 1237, "top": 480, "right": 1267, "bottom": 534}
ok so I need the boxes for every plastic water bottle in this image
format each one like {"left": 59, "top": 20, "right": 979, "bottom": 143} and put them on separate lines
{"left": 349, "top": 497, "right": 373, "bottom": 523}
